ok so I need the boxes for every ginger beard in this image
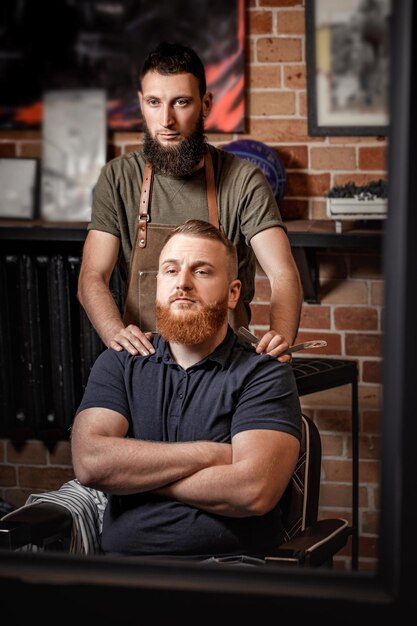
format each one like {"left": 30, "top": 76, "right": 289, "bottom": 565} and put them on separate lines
{"left": 142, "top": 114, "right": 206, "bottom": 176}
{"left": 156, "top": 293, "right": 229, "bottom": 345}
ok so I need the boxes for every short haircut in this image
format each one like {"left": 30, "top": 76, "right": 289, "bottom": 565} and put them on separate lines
{"left": 162, "top": 220, "right": 238, "bottom": 281}
{"left": 139, "top": 42, "right": 207, "bottom": 97}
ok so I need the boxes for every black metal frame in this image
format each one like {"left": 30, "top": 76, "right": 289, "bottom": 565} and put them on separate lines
{"left": 0, "top": 2, "right": 416, "bottom": 618}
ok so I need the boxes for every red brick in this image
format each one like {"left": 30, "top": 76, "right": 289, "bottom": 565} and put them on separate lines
{"left": 283, "top": 64, "right": 306, "bottom": 88}
{"left": 0, "top": 130, "right": 41, "bottom": 140}
{"left": 48, "top": 441, "right": 72, "bottom": 465}
{"left": 358, "top": 460, "right": 380, "bottom": 483}
{"left": 18, "top": 467, "right": 75, "bottom": 490}
{"left": 260, "top": 0, "right": 301, "bottom": 6}
{"left": 359, "top": 146, "right": 387, "bottom": 170}
{"left": 249, "top": 303, "right": 270, "bottom": 325}
{"left": 244, "top": 118, "right": 321, "bottom": 142}
{"left": 285, "top": 172, "right": 330, "bottom": 196}
{"left": 248, "top": 10, "right": 273, "bottom": 34}
{"left": 257, "top": 37, "right": 302, "bottom": 63}
{"left": 299, "top": 91, "right": 307, "bottom": 117}
{"left": 0, "top": 143, "right": 16, "bottom": 157}
{"left": 311, "top": 199, "right": 327, "bottom": 219}
{"left": 0, "top": 465, "right": 17, "bottom": 487}
{"left": 20, "top": 143, "right": 42, "bottom": 158}
{"left": 7, "top": 441, "right": 48, "bottom": 465}
{"left": 371, "top": 281, "right": 384, "bottom": 306}
{"left": 319, "top": 483, "right": 352, "bottom": 508}
{"left": 334, "top": 307, "right": 378, "bottom": 331}
{"left": 361, "top": 510, "right": 380, "bottom": 534}
{"left": 276, "top": 145, "right": 308, "bottom": 169}
{"left": 278, "top": 10, "right": 305, "bottom": 34}
{"left": 345, "top": 333, "right": 381, "bottom": 357}
{"left": 362, "top": 410, "right": 380, "bottom": 434}
{"left": 253, "top": 276, "right": 271, "bottom": 301}
{"left": 249, "top": 91, "right": 295, "bottom": 116}
{"left": 311, "top": 147, "right": 357, "bottom": 170}
{"left": 317, "top": 252, "right": 348, "bottom": 279}
{"left": 350, "top": 253, "right": 383, "bottom": 279}
{"left": 322, "top": 459, "right": 352, "bottom": 481}
{"left": 321, "top": 433, "right": 343, "bottom": 456}
{"left": 299, "top": 304, "right": 331, "bottom": 329}
{"left": 315, "top": 409, "right": 352, "bottom": 432}
{"left": 319, "top": 279, "right": 368, "bottom": 305}
{"left": 249, "top": 65, "right": 281, "bottom": 88}
{"left": 362, "top": 360, "right": 382, "bottom": 384}
{"left": 347, "top": 435, "right": 381, "bottom": 460}
{"left": 358, "top": 535, "right": 378, "bottom": 559}
{"left": 280, "top": 199, "right": 308, "bottom": 219}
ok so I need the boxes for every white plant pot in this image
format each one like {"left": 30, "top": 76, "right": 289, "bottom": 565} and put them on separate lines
{"left": 327, "top": 197, "right": 388, "bottom": 219}
{"left": 326, "top": 197, "right": 387, "bottom": 233}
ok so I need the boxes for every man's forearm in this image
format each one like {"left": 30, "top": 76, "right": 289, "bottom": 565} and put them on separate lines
{"left": 72, "top": 426, "right": 232, "bottom": 496}
{"left": 78, "top": 273, "right": 125, "bottom": 347}
{"left": 270, "top": 272, "right": 303, "bottom": 344}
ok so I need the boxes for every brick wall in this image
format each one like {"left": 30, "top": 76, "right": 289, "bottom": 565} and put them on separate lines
{"left": 0, "top": 1, "right": 385, "bottom": 570}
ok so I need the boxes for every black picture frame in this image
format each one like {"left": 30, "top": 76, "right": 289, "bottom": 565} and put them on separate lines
{"left": 0, "top": 157, "right": 39, "bottom": 220}
{"left": 305, "top": 0, "right": 390, "bottom": 136}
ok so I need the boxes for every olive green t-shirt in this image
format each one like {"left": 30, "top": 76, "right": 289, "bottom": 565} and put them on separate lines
{"left": 89, "top": 144, "right": 286, "bottom": 309}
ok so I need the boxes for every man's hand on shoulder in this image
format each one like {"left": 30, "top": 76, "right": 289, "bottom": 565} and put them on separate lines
{"left": 109, "top": 325, "right": 155, "bottom": 356}
{"left": 254, "top": 330, "right": 291, "bottom": 362}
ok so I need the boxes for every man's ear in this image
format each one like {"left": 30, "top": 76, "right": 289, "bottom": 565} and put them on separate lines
{"left": 138, "top": 91, "right": 143, "bottom": 112}
{"left": 228, "top": 279, "right": 242, "bottom": 309}
{"left": 202, "top": 92, "right": 213, "bottom": 118}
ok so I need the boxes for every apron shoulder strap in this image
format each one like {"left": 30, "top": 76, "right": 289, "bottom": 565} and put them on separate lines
{"left": 138, "top": 161, "right": 153, "bottom": 248}
{"left": 204, "top": 147, "right": 219, "bottom": 229}
{"left": 138, "top": 149, "right": 219, "bottom": 248}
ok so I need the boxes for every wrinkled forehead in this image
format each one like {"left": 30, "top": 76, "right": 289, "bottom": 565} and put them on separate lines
{"left": 159, "top": 233, "right": 225, "bottom": 267}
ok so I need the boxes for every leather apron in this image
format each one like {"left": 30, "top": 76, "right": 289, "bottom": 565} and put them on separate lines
{"left": 123, "top": 149, "right": 249, "bottom": 333}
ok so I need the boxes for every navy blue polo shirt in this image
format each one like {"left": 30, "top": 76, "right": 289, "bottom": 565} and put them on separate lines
{"left": 76, "top": 326, "right": 302, "bottom": 557}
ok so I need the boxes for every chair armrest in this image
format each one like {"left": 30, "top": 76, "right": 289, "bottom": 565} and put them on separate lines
{"left": 0, "top": 502, "right": 73, "bottom": 550}
{"left": 265, "top": 519, "right": 352, "bottom": 567}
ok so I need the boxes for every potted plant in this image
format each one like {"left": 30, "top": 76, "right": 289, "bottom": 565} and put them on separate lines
{"left": 326, "top": 179, "right": 388, "bottom": 232}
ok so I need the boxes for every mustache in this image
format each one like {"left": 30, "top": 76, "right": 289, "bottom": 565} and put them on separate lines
{"left": 168, "top": 291, "right": 198, "bottom": 304}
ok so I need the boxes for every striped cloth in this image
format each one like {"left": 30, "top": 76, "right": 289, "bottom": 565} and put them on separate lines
{"left": 23, "top": 479, "right": 108, "bottom": 554}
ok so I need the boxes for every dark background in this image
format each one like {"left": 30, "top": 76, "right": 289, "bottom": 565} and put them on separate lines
{"left": 0, "top": 0, "right": 244, "bottom": 132}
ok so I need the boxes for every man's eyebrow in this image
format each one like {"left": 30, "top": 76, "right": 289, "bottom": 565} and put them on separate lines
{"left": 143, "top": 93, "right": 194, "bottom": 101}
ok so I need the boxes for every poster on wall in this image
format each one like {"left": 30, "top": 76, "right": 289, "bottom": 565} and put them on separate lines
{"left": 0, "top": 0, "right": 245, "bottom": 133}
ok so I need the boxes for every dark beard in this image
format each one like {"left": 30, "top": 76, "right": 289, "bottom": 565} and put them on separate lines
{"left": 143, "top": 115, "right": 206, "bottom": 176}
{"left": 155, "top": 298, "right": 228, "bottom": 345}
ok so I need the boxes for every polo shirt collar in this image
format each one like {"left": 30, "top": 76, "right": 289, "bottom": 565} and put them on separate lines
{"left": 150, "top": 325, "right": 236, "bottom": 368}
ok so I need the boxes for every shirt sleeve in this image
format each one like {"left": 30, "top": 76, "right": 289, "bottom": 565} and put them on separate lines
{"left": 230, "top": 359, "right": 302, "bottom": 441}
{"left": 88, "top": 164, "right": 121, "bottom": 238}
{"left": 76, "top": 349, "right": 130, "bottom": 420}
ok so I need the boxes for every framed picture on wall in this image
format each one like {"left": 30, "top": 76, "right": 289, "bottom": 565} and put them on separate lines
{"left": 305, "top": 0, "right": 391, "bottom": 136}
{"left": 41, "top": 90, "right": 107, "bottom": 222}
{"left": 0, "top": 157, "right": 39, "bottom": 219}
{"left": 0, "top": 0, "right": 245, "bottom": 133}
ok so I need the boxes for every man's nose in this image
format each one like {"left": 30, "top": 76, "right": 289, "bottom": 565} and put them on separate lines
{"left": 175, "top": 268, "right": 192, "bottom": 290}
{"left": 161, "top": 104, "right": 174, "bottom": 127}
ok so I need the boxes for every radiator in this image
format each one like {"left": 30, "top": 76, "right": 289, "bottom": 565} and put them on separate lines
{"left": 0, "top": 250, "right": 123, "bottom": 440}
